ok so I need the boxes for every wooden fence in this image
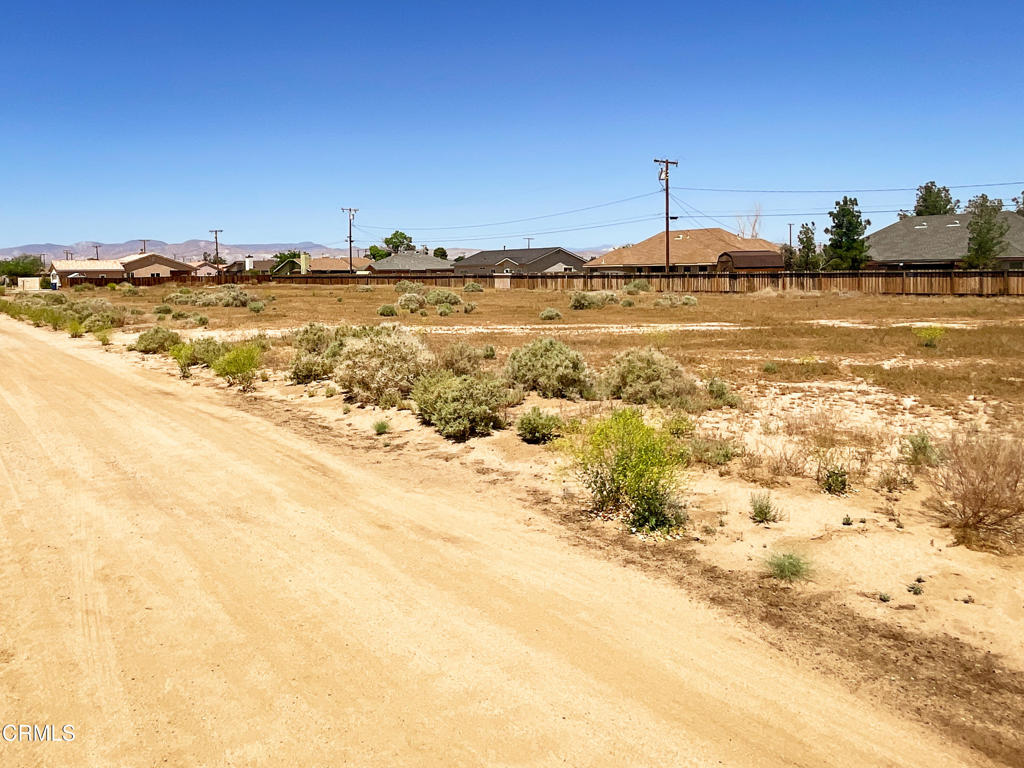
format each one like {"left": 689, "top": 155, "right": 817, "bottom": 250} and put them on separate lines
{"left": 63, "top": 270, "right": 1024, "bottom": 296}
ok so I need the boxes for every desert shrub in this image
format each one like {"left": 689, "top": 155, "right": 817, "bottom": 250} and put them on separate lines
{"left": 654, "top": 293, "right": 698, "bottom": 308}
{"left": 106, "top": 282, "right": 118, "bottom": 291}
{"left": 397, "top": 292, "right": 426, "bottom": 312}
{"left": 67, "top": 319, "right": 84, "bottom": 338}
{"left": 93, "top": 328, "right": 111, "bottom": 346}
{"left": 117, "top": 281, "right": 135, "bottom": 292}
{"left": 80, "top": 314, "right": 111, "bottom": 333}
{"left": 766, "top": 552, "right": 810, "bottom": 581}
{"left": 620, "top": 298, "right": 635, "bottom": 308}
{"left": 193, "top": 314, "right": 209, "bottom": 326}
{"left": 663, "top": 412, "right": 695, "bottom": 437}
{"left": 913, "top": 325, "right": 945, "bottom": 348}
{"left": 762, "top": 361, "right": 779, "bottom": 373}
{"left": 212, "top": 343, "right": 262, "bottom": 390}
{"left": 903, "top": 431, "right": 940, "bottom": 468}
{"left": 569, "top": 291, "right": 616, "bottom": 310}
{"left": 132, "top": 326, "right": 181, "bottom": 354}
{"left": 437, "top": 303, "right": 453, "bottom": 316}
{"left": 516, "top": 407, "right": 562, "bottom": 444}
{"left": 373, "top": 420, "right": 390, "bottom": 435}
{"left": 168, "top": 343, "right": 196, "bottom": 378}
{"left": 393, "top": 280, "right": 425, "bottom": 294}
{"left": 572, "top": 409, "right": 684, "bottom": 532}
{"left": 463, "top": 282, "right": 483, "bottom": 293}
{"left": 439, "top": 341, "right": 483, "bottom": 375}
{"left": 819, "top": 465, "right": 849, "bottom": 495}
{"left": 539, "top": 307, "right": 562, "bottom": 321}
{"left": 290, "top": 352, "right": 338, "bottom": 384}
{"left": 191, "top": 337, "right": 230, "bottom": 367}
{"left": 412, "top": 370, "right": 507, "bottom": 440}
{"left": 425, "top": 288, "right": 461, "bottom": 306}
{"left": 293, "top": 323, "right": 338, "bottom": 355}
{"left": 749, "top": 492, "right": 780, "bottom": 524}
{"left": 377, "top": 304, "right": 398, "bottom": 317}
{"left": 929, "top": 433, "right": 1024, "bottom": 550}
{"left": 463, "top": 301, "right": 477, "bottom": 314}
{"left": 154, "top": 304, "right": 173, "bottom": 315}
{"left": 333, "top": 328, "right": 431, "bottom": 406}
{"left": 171, "top": 310, "right": 187, "bottom": 320}
{"left": 356, "top": 285, "right": 374, "bottom": 292}
{"left": 688, "top": 437, "right": 737, "bottom": 466}
{"left": 247, "top": 300, "right": 265, "bottom": 314}
{"left": 166, "top": 284, "right": 256, "bottom": 307}
{"left": 506, "top": 337, "right": 591, "bottom": 399}
{"left": 481, "top": 344, "right": 496, "bottom": 359}
{"left": 623, "top": 279, "right": 651, "bottom": 294}
{"left": 601, "top": 347, "right": 696, "bottom": 405}
{"left": 705, "top": 377, "right": 741, "bottom": 408}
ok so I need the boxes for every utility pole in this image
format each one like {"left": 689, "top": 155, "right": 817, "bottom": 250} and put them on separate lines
{"left": 92, "top": 245, "right": 100, "bottom": 259}
{"left": 141, "top": 239, "right": 148, "bottom": 253}
{"left": 524, "top": 237, "right": 534, "bottom": 249}
{"left": 340, "top": 208, "right": 358, "bottom": 271}
{"left": 208, "top": 229, "right": 222, "bottom": 263}
{"left": 654, "top": 158, "right": 678, "bottom": 271}
{"left": 63, "top": 249, "right": 72, "bottom": 260}
{"left": 788, "top": 223, "right": 794, "bottom": 248}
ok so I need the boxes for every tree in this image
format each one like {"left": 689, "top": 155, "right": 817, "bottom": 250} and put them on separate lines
{"left": 963, "top": 194, "right": 1008, "bottom": 269}
{"left": 272, "top": 249, "right": 306, "bottom": 265}
{"left": 368, "top": 245, "right": 390, "bottom": 261}
{"left": 1013, "top": 190, "right": 1024, "bottom": 217}
{"left": 0, "top": 254, "right": 44, "bottom": 278}
{"left": 822, "top": 197, "right": 870, "bottom": 270}
{"left": 794, "top": 222, "right": 820, "bottom": 271}
{"left": 432, "top": 247, "right": 448, "bottom": 260}
{"left": 898, "top": 181, "right": 959, "bottom": 219}
{"left": 779, "top": 244, "right": 796, "bottom": 270}
{"left": 383, "top": 231, "right": 414, "bottom": 253}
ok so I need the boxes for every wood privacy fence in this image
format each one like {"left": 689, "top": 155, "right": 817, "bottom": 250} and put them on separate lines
{"left": 64, "top": 270, "right": 1024, "bottom": 296}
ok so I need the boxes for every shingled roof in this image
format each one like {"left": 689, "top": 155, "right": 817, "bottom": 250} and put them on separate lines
{"left": 866, "top": 212, "right": 1024, "bottom": 264}
{"left": 368, "top": 252, "right": 454, "bottom": 272}
{"left": 586, "top": 228, "right": 778, "bottom": 268}
{"left": 457, "top": 247, "right": 582, "bottom": 267}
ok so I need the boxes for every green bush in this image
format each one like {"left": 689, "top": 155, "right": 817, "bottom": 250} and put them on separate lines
{"left": 516, "top": 407, "right": 562, "bottom": 444}
{"left": 191, "top": 337, "right": 231, "bottom": 367}
{"left": 67, "top": 319, "right": 84, "bottom": 338}
{"left": 820, "top": 465, "right": 849, "bottom": 495}
{"left": 463, "top": 301, "right": 477, "bottom": 314}
{"left": 412, "top": 370, "right": 507, "bottom": 440}
{"left": 539, "top": 307, "right": 562, "bottom": 321}
{"left": 569, "top": 291, "right": 616, "bottom": 310}
{"left": 247, "top": 300, "right": 265, "bottom": 313}
{"left": 749, "top": 492, "right": 780, "bottom": 524}
{"left": 766, "top": 552, "right": 810, "bottom": 581}
{"left": 397, "top": 292, "right": 427, "bottom": 312}
{"left": 439, "top": 341, "right": 482, "bottom": 375}
{"left": 601, "top": 348, "right": 696, "bottom": 404}
{"left": 373, "top": 419, "right": 391, "bottom": 435}
{"left": 154, "top": 304, "right": 173, "bottom": 315}
{"left": 621, "top": 298, "right": 635, "bottom": 307}
{"left": 688, "top": 437, "right": 737, "bottom": 466}
{"left": 663, "top": 412, "right": 694, "bottom": 437}
{"left": 393, "top": 280, "right": 425, "bottom": 294}
{"left": 377, "top": 304, "right": 398, "bottom": 317}
{"left": 573, "top": 409, "right": 684, "bottom": 532}
{"left": 654, "top": 293, "right": 698, "bottom": 308}
{"left": 903, "top": 431, "right": 940, "bottom": 467}
{"left": 168, "top": 343, "right": 196, "bottom": 378}
{"left": 463, "top": 282, "right": 484, "bottom": 293}
{"left": 506, "top": 337, "right": 591, "bottom": 399}
{"left": 212, "top": 343, "right": 262, "bottom": 390}
{"left": 482, "top": 344, "right": 496, "bottom": 359}
{"left": 425, "top": 288, "right": 461, "bottom": 306}
{"left": 623, "top": 279, "right": 651, "bottom": 294}
{"left": 913, "top": 325, "right": 945, "bottom": 348}
{"left": 133, "top": 326, "right": 181, "bottom": 354}
{"left": 293, "top": 322, "right": 336, "bottom": 355}
{"left": 94, "top": 328, "right": 112, "bottom": 346}
{"left": 333, "top": 328, "right": 431, "bottom": 406}
{"left": 705, "top": 377, "right": 741, "bottom": 408}
{"left": 290, "top": 352, "right": 338, "bottom": 384}
{"left": 437, "top": 303, "right": 453, "bottom": 316}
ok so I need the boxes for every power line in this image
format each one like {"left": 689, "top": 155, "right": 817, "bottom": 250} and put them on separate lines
{"left": 673, "top": 180, "right": 1024, "bottom": 194}
{"left": 358, "top": 191, "right": 660, "bottom": 231}
{"left": 351, "top": 215, "right": 663, "bottom": 245}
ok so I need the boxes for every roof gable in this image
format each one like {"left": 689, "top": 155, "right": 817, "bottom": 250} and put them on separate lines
{"left": 587, "top": 228, "right": 778, "bottom": 267}
{"left": 866, "top": 212, "right": 1024, "bottom": 263}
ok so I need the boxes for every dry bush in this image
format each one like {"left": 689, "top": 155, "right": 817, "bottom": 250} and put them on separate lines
{"left": 438, "top": 341, "right": 483, "bottom": 375}
{"left": 601, "top": 347, "right": 696, "bottom": 405}
{"left": 929, "top": 433, "right": 1024, "bottom": 551}
{"left": 505, "top": 337, "right": 592, "bottom": 399}
{"left": 333, "top": 328, "right": 431, "bottom": 407}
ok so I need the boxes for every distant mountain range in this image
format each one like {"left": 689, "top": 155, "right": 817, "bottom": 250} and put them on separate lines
{"left": 1, "top": 239, "right": 620, "bottom": 265}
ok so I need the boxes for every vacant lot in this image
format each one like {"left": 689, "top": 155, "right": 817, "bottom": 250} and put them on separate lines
{"left": 3, "top": 281, "right": 1024, "bottom": 765}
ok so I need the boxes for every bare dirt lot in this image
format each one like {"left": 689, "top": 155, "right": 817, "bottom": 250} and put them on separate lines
{"left": 3, "top": 283, "right": 1024, "bottom": 766}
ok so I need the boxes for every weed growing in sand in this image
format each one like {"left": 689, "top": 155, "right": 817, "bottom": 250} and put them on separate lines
{"left": 377, "top": 304, "right": 398, "bottom": 317}
{"left": 539, "top": 307, "right": 562, "bottom": 321}
{"left": 516, "top": 407, "right": 563, "bottom": 444}
{"left": 212, "top": 343, "right": 262, "bottom": 391}
{"left": 373, "top": 420, "right": 390, "bottom": 435}
{"left": 749, "top": 492, "right": 780, "bottom": 525}
{"left": 907, "top": 583, "right": 924, "bottom": 595}
{"left": 903, "top": 431, "right": 940, "bottom": 468}
{"left": 819, "top": 465, "right": 849, "bottom": 495}
{"left": 67, "top": 319, "right": 84, "bottom": 338}
{"left": 765, "top": 552, "right": 809, "bottom": 582}
{"left": 168, "top": 343, "right": 196, "bottom": 378}
{"left": 94, "top": 328, "right": 111, "bottom": 346}
{"left": 913, "top": 326, "right": 945, "bottom": 348}
{"left": 463, "top": 282, "right": 484, "bottom": 293}
{"left": 879, "top": 593, "right": 891, "bottom": 603}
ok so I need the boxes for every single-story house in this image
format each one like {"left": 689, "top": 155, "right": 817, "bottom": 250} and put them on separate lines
{"left": 366, "top": 252, "right": 455, "bottom": 274}
{"left": 193, "top": 260, "right": 224, "bottom": 277}
{"left": 453, "top": 247, "right": 587, "bottom": 275}
{"left": 865, "top": 212, "right": 1024, "bottom": 270}
{"left": 272, "top": 255, "right": 372, "bottom": 275}
{"left": 49, "top": 253, "right": 196, "bottom": 284}
{"left": 224, "top": 258, "right": 278, "bottom": 274}
{"left": 585, "top": 228, "right": 780, "bottom": 274}
{"left": 716, "top": 250, "right": 784, "bottom": 273}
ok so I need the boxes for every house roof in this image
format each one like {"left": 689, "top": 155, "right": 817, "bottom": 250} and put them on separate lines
{"left": 457, "top": 247, "right": 582, "bottom": 267}
{"left": 719, "top": 250, "right": 784, "bottom": 269}
{"left": 225, "top": 259, "right": 277, "bottom": 272}
{"left": 50, "top": 259, "right": 126, "bottom": 273}
{"left": 119, "top": 253, "right": 197, "bottom": 271}
{"left": 865, "top": 212, "right": 1024, "bottom": 264}
{"left": 309, "top": 256, "right": 372, "bottom": 271}
{"left": 586, "top": 228, "right": 779, "bottom": 268}
{"left": 368, "top": 252, "right": 454, "bottom": 272}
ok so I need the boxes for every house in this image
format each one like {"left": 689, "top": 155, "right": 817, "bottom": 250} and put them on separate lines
{"left": 224, "top": 257, "right": 278, "bottom": 274}
{"left": 193, "top": 260, "right": 224, "bottom": 277}
{"left": 49, "top": 252, "right": 196, "bottom": 285}
{"left": 584, "top": 228, "right": 779, "bottom": 274}
{"left": 366, "top": 252, "right": 455, "bottom": 274}
{"left": 865, "top": 213, "right": 1024, "bottom": 270}
{"left": 272, "top": 255, "right": 372, "bottom": 275}
{"left": 716, "top": 250, "right": 784, "bottom": 273}
{"left": 453, "top": 247, "right": 587, "bottom": 275}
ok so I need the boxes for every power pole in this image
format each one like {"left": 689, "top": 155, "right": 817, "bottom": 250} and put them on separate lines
{"left": 92, "top": 244, "right": 100, "bottom": 259}
{"left": 524, "top": 237, "right": 534, "bottom": 249}
{"left": 141, "top": 239, "right": 148, "bottom": 253}
{"left": 209, "top": 229, "right": 223, "bottom": 263}
{"left": 340, "top": 208, "right": 358, "bottom": 271}
{"left": 788, "top": 223, "right": 794, "bottom": 248}
{"left": 63, "top": 249, "right": 72, "bottom": 260}
{"left": 654, "top": 158, "right": 678, "bottom": 271}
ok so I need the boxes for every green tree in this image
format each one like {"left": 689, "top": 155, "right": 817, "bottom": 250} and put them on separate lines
{"left": 794, "top": 222, "right": 820, "bottom": 271}
{"left": 1013, "top": 190, "right": 1024, "bottom": 217}
{"left": 778, "top": 243, "right": 796, "bottom": 270}
{"left": 432, "top": 247, "right": 448, "bottom": 260}
{"left": 0, "top": 254, "right": 45, "bottom": 278}
{"left": 898, "top": 181, "right": 959, "bottom": 219}
{"left": 368, "top": 245, "right": 390, "bottom": 261}
{"left": 383, "top": 231, "right": 414, "bottom": 253}
{"left": 963, "top": 194, "right": 1008, "bottom": 268}
{"left": 272, "top": 249, "right": 306, "bottom": 265}
{"left": 822, "top": 197, "right": 870, "bottom": 270}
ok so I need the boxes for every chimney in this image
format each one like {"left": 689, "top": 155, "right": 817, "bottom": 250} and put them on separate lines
{"left": 300, "top": 252, "right": 310, "bottom": 275}
{"left": 244, "top": 255, "right": 254, "bottom": 271}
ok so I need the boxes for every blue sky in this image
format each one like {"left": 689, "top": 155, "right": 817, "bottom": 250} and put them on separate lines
{"left": 2, "top": 0, "right": 1022, "bottom": 251}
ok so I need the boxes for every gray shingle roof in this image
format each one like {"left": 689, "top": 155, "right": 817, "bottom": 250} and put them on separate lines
{"left": 368, "top": 252, "right": 454, "bottom": 272}
{"left": 866, "top": 212, "right": 1024, "bottom": 264}
{"left": 458, "top": 247, "right": 576, "bottom": 267}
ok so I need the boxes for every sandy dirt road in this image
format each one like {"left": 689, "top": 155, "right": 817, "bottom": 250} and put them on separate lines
{"left": 0, "top": 316, "right": 995, "bottom": 767}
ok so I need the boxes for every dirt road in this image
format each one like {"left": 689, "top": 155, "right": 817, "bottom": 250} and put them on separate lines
{"left": 0, "top": 316, "right": 995, "bottom": 767}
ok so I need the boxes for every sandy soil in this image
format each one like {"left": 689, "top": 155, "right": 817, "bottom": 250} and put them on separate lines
{"left": 0, "top": 314, "right": 1006, "bottom": 767}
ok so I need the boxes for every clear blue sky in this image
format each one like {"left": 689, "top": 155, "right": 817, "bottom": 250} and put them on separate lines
{"left": 2, "top": 0, "right": 1022, "bottom": 251}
